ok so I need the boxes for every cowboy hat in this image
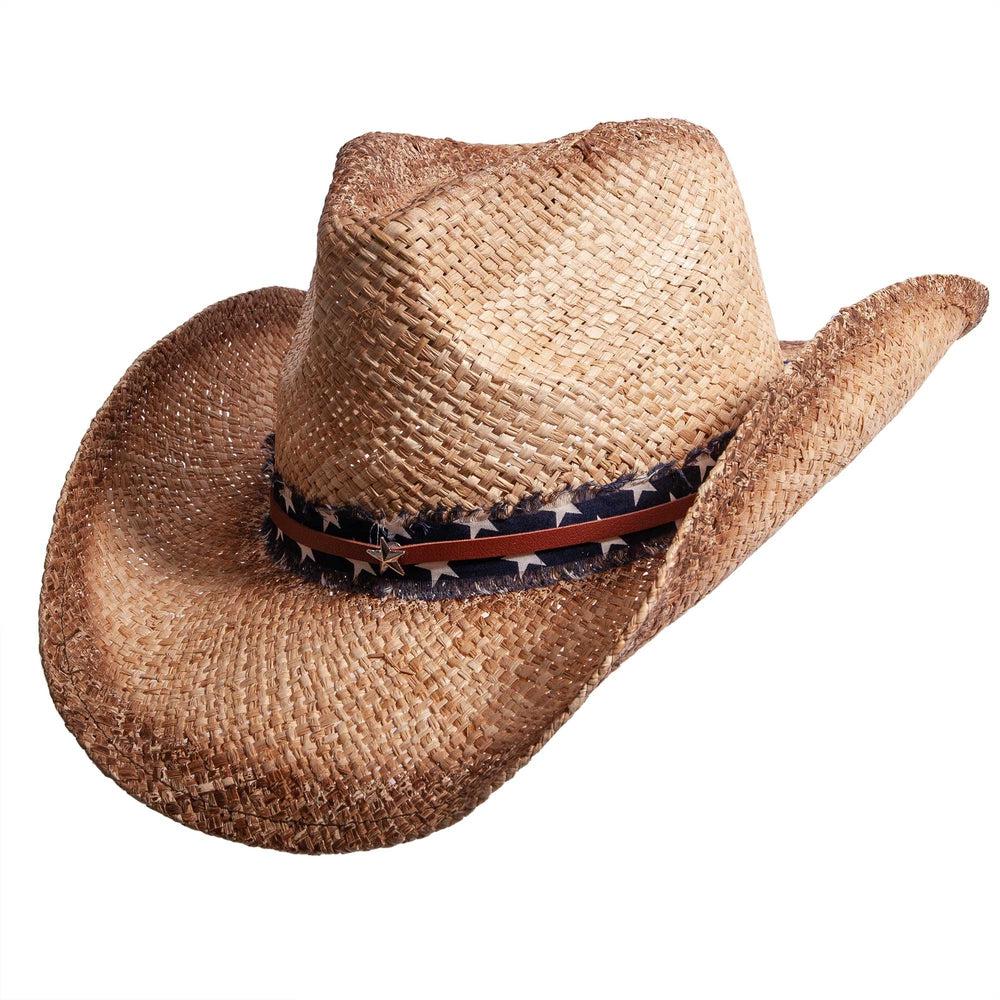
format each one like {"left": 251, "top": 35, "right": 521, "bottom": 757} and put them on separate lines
{"left": 40, "top": 119, "right": 988, "bottom": 853}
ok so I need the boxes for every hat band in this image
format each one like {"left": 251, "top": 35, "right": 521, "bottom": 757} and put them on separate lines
{"left": 269, "top": 491, "right": 698, "bottom": 570}
{"left": 263, "top": 431, "right": 732, "bottom": 599}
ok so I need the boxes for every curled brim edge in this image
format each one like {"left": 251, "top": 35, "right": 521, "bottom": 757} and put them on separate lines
{"left": 39, "top": 273, "right": 987, "bottom": 852}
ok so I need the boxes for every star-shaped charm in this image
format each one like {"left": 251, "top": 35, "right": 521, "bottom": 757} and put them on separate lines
{"left": 279, "top": 483, "right": 296, "bottom": 513}
{"left": 454, "top": 512, "right": 497, "bottom": 538}
{"left": 318, "top": 506, "right": 340, "bottom": 532}
{"left": 540, "top": 495, "right": 583, "bottom": 526}
{"left": 365, "top": 537, "right": 406, "bottom": 575}
{"left": 416, "top": 561, "right": 459, "bottom": 586}
{"left": 503, "top": 552, "right": 545, "bottom": 577}
{"left": 380, "top": 513, "right": 411, "bottom": 540}
{"left": 624, "top": 479, "right": 657, "bottom": 506}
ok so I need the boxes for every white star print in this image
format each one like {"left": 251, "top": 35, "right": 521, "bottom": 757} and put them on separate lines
{"left": 380, "top": 513, "right": 411, "bottom": 540}
{"left": 454, "top": 513, "right": 497, "bottom": 538}
{"left": 624, "top": 479, "right": 657, "bottom": 506}
{"left": 318, "top": 507, "right": 340, "bottom": 532}
{"left": 591, "top": 516, "right": 627, "bottom": 556}
{"left": 297, "top": 542, "right": 315, "bottom": 562}
{"left": 692, "top": 453, "right": 716, "bottom": 481}
{"left": 416, "top": 562, "right": 459, "bottom": 586}
{"left": 279, "top": 483, "right": 295, "bottom": 513}
{"left": 599, "top": 536, "right": 627, "bottom": 555}
{"left": 540, "top": 496, "right": 583, "bottom": 526}
{"left": 346, "top": 559, "right": 375, "bottom": 580}
{"left": 503, "top": 553, "right": 546, "bottom": 577}
{"left": 274, "top": 526, "right": 284, "bottom": 541}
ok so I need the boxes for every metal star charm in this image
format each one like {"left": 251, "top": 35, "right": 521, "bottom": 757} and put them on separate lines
{"left": 365, "top": 537, "right": 406, "bottom": 575}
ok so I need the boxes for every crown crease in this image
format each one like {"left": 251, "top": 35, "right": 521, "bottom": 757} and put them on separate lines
{"left": 275, "top": 119, "right": 783, "bottom": 516}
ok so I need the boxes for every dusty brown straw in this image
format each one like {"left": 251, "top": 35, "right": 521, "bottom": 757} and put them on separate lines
{"left": 40, "top": 118, "right": 988, "bottom": 852}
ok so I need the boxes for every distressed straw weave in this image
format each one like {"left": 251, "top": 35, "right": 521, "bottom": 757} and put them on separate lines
{"left": 40, "top": 119, "right": 988, "bottom": 852}
{"left": 277, "top": 120, "right": 781, "bottom": 513}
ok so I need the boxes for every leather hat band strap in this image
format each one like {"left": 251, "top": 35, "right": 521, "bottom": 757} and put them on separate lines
{"left": 269, "top": 492, "right": 697, "bottom": 573}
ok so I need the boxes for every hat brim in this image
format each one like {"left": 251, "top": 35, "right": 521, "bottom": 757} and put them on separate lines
{"left": 40, "top": 275, "right": 987, "bottom": 852}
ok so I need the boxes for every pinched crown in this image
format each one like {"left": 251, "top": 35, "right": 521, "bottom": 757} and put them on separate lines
{"left": 274, "top": 119, "right": 782, "bottom": 516}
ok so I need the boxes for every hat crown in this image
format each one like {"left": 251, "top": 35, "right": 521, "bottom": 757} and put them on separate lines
{"left": 274, "top": 119, "right": 782, "bottom": 516}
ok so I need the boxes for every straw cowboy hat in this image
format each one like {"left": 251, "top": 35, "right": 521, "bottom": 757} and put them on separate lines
{"left": 41, "top": 119, "right": 988, "bottom": 853}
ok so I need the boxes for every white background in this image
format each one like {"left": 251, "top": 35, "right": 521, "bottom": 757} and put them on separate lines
{"left": 1, "top": 2, "right": 998, "bottom": 998}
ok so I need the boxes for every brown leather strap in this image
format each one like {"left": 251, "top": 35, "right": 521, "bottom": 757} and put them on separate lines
{"left": 269, "top": 492, "right": 696, "bottom": 566}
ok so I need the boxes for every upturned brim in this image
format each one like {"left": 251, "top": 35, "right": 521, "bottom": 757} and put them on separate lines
{"left": 40, "top": 274, "right": 987, "bottom": 853}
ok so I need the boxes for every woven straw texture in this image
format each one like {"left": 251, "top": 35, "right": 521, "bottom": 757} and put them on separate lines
{"left": 39, "top": 120, "right": 988, "bottom": 853}
{"left": 276, "top": 121, "right": 782, "bottom": 514}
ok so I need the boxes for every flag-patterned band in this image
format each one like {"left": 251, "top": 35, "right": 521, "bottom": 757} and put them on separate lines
{"left": 270, "top": 491, "right": 699, "bottom": 568}
{"left": 263, "top": 430, "right": 733, "bottom": 599}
